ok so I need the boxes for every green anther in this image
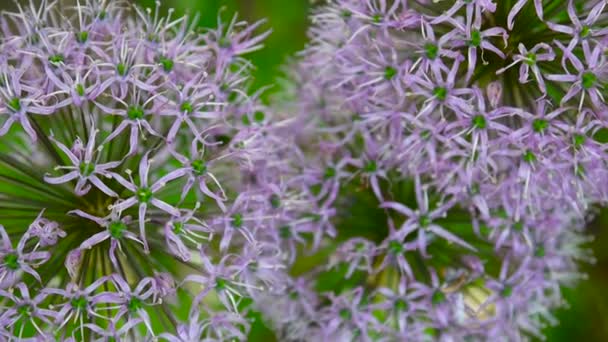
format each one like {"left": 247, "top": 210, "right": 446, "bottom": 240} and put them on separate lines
{"left": 364, "top": 160, "right": 377, "bottom": 173}
{"left": 172, "top": 222, "right": 184, "bottom": 235}
{"left": 384, "top": 66, "right": 397, "bottom": 80}
{"left": 269, "top": 194, "right": 281, "bottom": 208}
{"left": 232, "top": 213, "right": 243, "bottom": 228}
{"left": 394, "top": 299, "right": 409, "bottom": 311}
{"left": 372, "top": 14, "right": 382, "bottom": 23}
{"left": 469, "top": 30, "right": 482, "bottom": 47}
{"left": 215, "top": 277, "right": 227, "bottom": 291}
{"left": 388, "top": 240, "right": 404, "bottom": 254}
{"left": 79, "top": 162, "right": 94, "bottom": 176}
{"left": 582, "top": 72, "right": 597, "bottom": 89}
{"left": 75, "top": 83, "right": 85, "bottom": 97}
{"left": 472, "top": 115, "right": 487, "bottom": 129}
{"left": 254, "top": 111, "right": 265, "bottom": 123}
{"left": 191, "top": 159, "right": 207, "bottom": 176}
{"left": 339, "top": 308, "right": 352, "bottom": 320}
{"left": 71, "top": 296, "right": 88, "bottom": 311}
{"left": 180, "top": 101, "right": 193, "bottom": 113}
{"left": 76, "top": 31, "right": 89, "bottom": 44}
{"left": 572, "top": 133, "right": 586, "bottom": 147}
{"left": 580, "top": 25, "right": 591, "bottom": 38}
{"left": 525, "top": 52, "right": 537, "bottom": 66}
{"left": 99, "top": 10, "right": 107, "bottom": 20}
{"left": 116, "top": 63, "right": 128, "bottom": 76}
{"left": 523, "top": 150, "right": 536, "bottom": 163}
{"left": 3, "top": 253, "right": 19, "bottom": 270}
{"left": 127, "top": 106, "right": 144, "bottom": 120}
{"left": 501, "top": 285, "right": 513, "bottom": 297}
{"left": 433, "top": 86, "right": 448, "bottom": 101}
{"left": 532, "top": 118, "right": 548, "bottom": 133}
{"left": 324, "top": 167, "right": 336, "bottom": 179}
{"left": 109, "top": 221, "right": 127, "bottom": 239}
{"left": 136, "top": 187, "right": 153, "bottom": 203}
{"left": 7, "top": 98, "right": 21, "bottom": 112}
{"left": 424, "top": 43, "right": 439, "bottom": 60}
{"left": 432, "top": 291, "right": 446, "bottom": 305}
{"left": 159, "top": 57, "right": 174, "bottom": 72}
{"left": 48, "top": 54, "right": 64, "bottom": 65}
{"left": 127, "top": 297, "right": 143, "bottom": 312}
{"left": 279, "top": 226, "right": 291, "bottom": 239}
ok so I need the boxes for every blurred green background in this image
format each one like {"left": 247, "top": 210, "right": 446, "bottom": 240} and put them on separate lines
{"left": 1, "top": 0, "right": 606, "bottom": 340}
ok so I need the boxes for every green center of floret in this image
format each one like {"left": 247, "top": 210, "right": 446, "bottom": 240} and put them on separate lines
{"left": 75, "top": 84, "right": 86, "bottom": 97}
{"left": 7, "top": 98, "right": 21, "bottom": 112}
{"left": 580, "top": 25, "right": 591, "bottom": 38}
{"left": 363, "top": 160, "right": 377, "bottom": 173}
{"left": 394, "top": 299, "right": 409, "bottom": 311}
{"left": 384, "top": 66, "right": 397, "bottom": 80}
{"left": 215, "top": 277, "right": 227, "bottom": 291}
{"left": 232, "top": 213, "right": 243, "bottom": 228}
{"left": 525, "top": 52, "right": 537, "bottom": 66}
{"left": 523, "top": 150, "right": 537, "bottom": 163}
{"left": 48, "top": 54, "right": 64, "bottom": 65}
{"left": 532, "top": 118, "right": 548, "bottom": 133}
{"left": 71, "top": 296, "right": 88, "bottom": 311}
{"left": 116, "top": 63, "right": 129, "bottom": 77}
{"left": 79, "top": 162, "right": 94, "bottom": 176}
{"left": 180, "top": 101, "right": 193, "bottom": 113}
{"left": 191, "top": 159, "right": 207, "bottom": 175}
{"left": 279, "top": 225, "right": 291, "bottom": 239}
{"left": 472, "top": 115, "right": 487, "bottom": 129}
{"left": 581, "top": 72, "right": 597, "bottom": 89}
{"left": 469, "top": 30, "right": 482, "bottom": 47}
{"left": 339, "top": 308, "right": 352, "bottom": 320}
{"left": 431, "top": 290, "right": 446, "bottom": 305}
{"left": 172, "top": 222, "right": 184, "bottom": 235}
{"left": 109, "top": 221, "right": 127, "bottom": 239}
{"left": 127, "top": 106, "right": 145, "bottom": 120}
{"left": 136, "top": 187, "right": 153, "bottom": 203}
{"left": 3, "top": 253, "right": 19, "bottom": 270}
{"left": 159, "top": 57, "right": 174, "bottom": 72}
{"left": 572, "top": 133, "right": 586, "bottom": 147}
{"left": 419, "top": 215, "right": 432, "bottom": 228}
{"left": 76, "top": 31, "right": 89, "bottom": 44}
{"left": 127, "top": 297, "right": 143, "bottom": 313}
{"left": 324, "top": 167, "right": 336, "bottom": 179}
{"left": 17, "top": 304, "right": 32, "bottom": 317}
{"left": 269, "top": 194, "right": 281, "bottom": 208}
{"left": 254, "top": 111, "right": 265, "bottom": 123}
{"left": 433, "top": 87, "right": 448, "bottom": 101}
{"left": 388, "top": 240, "right": 404, "bottom": 254}
{"left": 424, "top": 43, "right": 439, "bottom": 60}
{"left": 501, "top": 285, "right": 513, "bottom": 297}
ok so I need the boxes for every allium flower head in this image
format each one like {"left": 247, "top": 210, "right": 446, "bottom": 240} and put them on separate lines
{"left": 264, "top": 0, "right": 606, "bottom": 340}
{"left": 0, "top": 0, "right": 288, "bottom": 340}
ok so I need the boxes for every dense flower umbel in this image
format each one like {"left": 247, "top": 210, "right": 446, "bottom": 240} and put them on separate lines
{"left": 0, "top": 0, "right": 290, "bottom": 340}
{"left": 265, "top": 0, "right": 605, "bottom": 340}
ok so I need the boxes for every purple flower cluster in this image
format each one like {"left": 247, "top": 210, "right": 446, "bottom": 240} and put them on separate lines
{"left": 0, "top": 0, "right": 291, "bottom": 339}
{"left": 261, "top": 0, "right": 606, "bottom": 340}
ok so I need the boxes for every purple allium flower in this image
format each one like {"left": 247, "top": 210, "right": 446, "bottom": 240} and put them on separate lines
{"left": 0, "top": 0, "right": 287, "bottom": 339}
{"left": 261, "top": 0, "right": 606, "bottom": 340}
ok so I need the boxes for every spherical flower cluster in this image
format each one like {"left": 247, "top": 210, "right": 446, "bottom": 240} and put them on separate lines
{"left": 263, "top": 0, "right": 606, "bottom": 340}
{"left": 0, "top": 0, "right": 289, "bottom": 340}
